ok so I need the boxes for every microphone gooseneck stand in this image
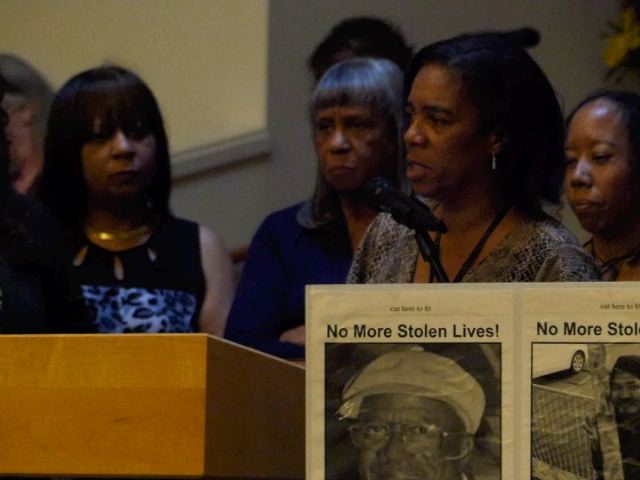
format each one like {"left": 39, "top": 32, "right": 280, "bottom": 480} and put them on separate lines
{"left": 362, "top": 178, "right": 450, "bottom": 283}
{"left": 414, "top": 229, "right": 449, "bottom": 283}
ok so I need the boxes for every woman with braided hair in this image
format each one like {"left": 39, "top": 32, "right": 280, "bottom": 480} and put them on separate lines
{"left": 349, "top": 29, "right": 599, "bottom": 284}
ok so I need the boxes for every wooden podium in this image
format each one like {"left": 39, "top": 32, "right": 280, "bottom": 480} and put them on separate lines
{"left": 0, "top": 334, "right": 304, "bottom": 478}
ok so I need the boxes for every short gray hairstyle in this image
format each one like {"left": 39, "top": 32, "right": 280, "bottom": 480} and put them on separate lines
{"left": 300, "top": 57, "right": 405, "bottom": 228}
{"left": 0, "top": 54, "right": 53, "bottom": 138}
{"left": 310, "top": 57, "right": 403, "bottom": 132}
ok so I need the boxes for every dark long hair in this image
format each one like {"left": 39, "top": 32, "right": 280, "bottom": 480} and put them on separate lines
{"left": 406, "top": 28, "right": 564, "bottom": 219}
{"left": 308, "top": 17, "right": 413, "bottom": 81}
{"left": 41, "top": 66, "right": 171, "bottom": 232}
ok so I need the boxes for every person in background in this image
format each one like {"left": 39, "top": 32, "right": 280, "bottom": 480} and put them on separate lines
{"left": 308, "top": 16, "right": 413, "bottom": 82}
{"left": 349, "top": 29, "right": 599, "bottom": 285}
{"left": 609, "top": 356, "right": 640, "bottom": 478}
{"left": 564, "top": 91, "right": 640, "bottom": 280}
{"left": 0, "top": 54, "right": 53, "bottom": 197}
{"left": 591, "top": 355, "right": 640, "bottom": 479}
{"left": 225, "top": 58, "right": 405, "bottom": 358}
{"left": 41, "top": 66, "right": 233, "bottom": 334}
{"left": 0, "top": 74, "right": 92, "bottom": 333}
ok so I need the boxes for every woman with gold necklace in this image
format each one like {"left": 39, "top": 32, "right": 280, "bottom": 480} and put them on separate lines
{"left": 41, "top": 66, "right": 233, "bottom": 334}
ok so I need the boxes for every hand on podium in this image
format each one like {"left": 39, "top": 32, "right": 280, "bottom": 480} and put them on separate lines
{"left": 280, "top": 324, "right": 306, "bottom": 346}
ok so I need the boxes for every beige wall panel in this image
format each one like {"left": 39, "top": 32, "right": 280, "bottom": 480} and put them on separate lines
{"left": 0, "top": 0, "right": 267, "bottom": 152}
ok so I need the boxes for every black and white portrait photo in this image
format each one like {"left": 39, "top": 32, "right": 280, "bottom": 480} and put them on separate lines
{"left": 324, "top": 343, "right": 501, "bottom": 480}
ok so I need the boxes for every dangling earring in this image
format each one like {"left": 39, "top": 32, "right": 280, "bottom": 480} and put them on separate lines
{"left": 491, "top": 152, "right": 497, "bottom": 171}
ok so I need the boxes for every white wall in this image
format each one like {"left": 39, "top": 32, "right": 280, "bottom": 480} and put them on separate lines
{"left": 0, "top": 0, "right": 268, "bottom": 152}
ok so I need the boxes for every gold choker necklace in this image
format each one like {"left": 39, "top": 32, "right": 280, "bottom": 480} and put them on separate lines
{"left": 78, "top": 223, "right": 159, "bottom": 281}
{"left": 86, "top": 224, "right": 153, "bottom": 242}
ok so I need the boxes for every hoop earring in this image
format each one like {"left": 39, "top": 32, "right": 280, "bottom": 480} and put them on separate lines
{"left": 491, "top": 152, "right": 497, "bottom": 171}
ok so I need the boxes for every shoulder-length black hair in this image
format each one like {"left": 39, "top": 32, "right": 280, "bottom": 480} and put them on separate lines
{"left": 308, "top": 17, "right": 413, "bottom": 81}
{"left": 406, "top": 28, "right": 564, "bottom": 219}
{"left": 41, "top": 65, "right": 171, "bottom": 231}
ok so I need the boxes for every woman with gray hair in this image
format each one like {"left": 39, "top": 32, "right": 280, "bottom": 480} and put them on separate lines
{"left": 225, "top": 58, "right": 404, "bottom": 358}
{"left": 0, "top": 54, "right": 53, "bottom": 196}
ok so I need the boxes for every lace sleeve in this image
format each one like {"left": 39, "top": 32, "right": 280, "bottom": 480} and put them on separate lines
{"left": 347, "top": 214, "right": 385, "bottom": 284}
{"left": 535, "top": 243, "right": 601, "bottom": 281}
{"left": 347, "top": 214, "right": 417, "bottom": 284}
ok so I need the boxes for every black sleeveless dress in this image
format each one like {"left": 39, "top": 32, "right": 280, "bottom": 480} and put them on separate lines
{"left": 74, "top": 216, "right": 205, "bottom": 333}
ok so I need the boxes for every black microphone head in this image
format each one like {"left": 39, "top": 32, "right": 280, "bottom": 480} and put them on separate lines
{"left": 361, "top": 177, "right": 446, "bottom": 233}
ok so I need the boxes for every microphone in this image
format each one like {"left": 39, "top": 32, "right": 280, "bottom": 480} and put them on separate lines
{"left": 363, "top": 178, "right": 446, "bottom": 233}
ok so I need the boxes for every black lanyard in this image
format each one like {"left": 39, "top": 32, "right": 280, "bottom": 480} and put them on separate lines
{"left": 429, "top": 207, "right": 510, "bottom": 283}
{"left": 586, "top": 237, "right": 640, "bottom": 281}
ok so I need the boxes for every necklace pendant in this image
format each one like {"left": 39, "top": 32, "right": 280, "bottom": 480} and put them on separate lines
{"left": 113, "top": 254, "right": 125, "bottom": 281}
{"left": 73, "top": 245, "right": 89, "bottom": 267}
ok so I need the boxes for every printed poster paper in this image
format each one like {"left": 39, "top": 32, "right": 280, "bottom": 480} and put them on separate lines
{"left": 306, "top": 284, "right": 513, "bottom": 480}
{"left": 306, "top": 282, "right": 640, "bottom": 480}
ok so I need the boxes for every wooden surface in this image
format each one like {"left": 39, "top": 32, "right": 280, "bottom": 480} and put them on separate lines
{"left": 0, "top": 334, "right": 304, "bottom": 478}
{"left": 204, "top": 337, "right": 305, "bottom": 478}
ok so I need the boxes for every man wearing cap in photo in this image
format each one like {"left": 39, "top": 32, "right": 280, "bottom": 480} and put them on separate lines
{"left": 609, "top": 355, "right": 640, "bottom": 479}
{"left": 338, "top": 347, "right": 486, "bottom": 480}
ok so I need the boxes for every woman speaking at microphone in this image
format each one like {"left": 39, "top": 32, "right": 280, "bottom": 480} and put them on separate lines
{"left": 349, "top": 29, "right": 599, "bottom": 284}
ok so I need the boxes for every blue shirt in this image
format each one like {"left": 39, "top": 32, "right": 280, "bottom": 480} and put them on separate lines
{"left": 225, "top": 203, "right": 352, "bottom": 358}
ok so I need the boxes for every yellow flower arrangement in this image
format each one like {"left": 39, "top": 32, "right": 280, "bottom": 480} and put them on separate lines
{"left": 605, "top": 2, "right": 640, "bottom": 78}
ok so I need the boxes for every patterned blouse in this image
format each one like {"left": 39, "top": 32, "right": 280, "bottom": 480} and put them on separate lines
{"left": 348, "top": 213, "right": 600, "bottom": 284}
